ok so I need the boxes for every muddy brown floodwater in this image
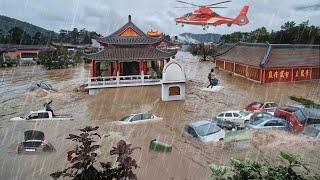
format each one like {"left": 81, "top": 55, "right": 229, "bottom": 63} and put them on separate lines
{"left": 1, "top": 51, "right": 320, "bottom": 180}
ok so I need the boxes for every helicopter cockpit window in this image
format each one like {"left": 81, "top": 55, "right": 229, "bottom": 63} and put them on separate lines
{"left": 183, "top": 13, "right": 192, "bottom": 19}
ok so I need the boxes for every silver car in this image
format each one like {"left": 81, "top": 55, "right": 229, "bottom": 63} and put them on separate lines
{"left": 185, "top": 120, "right": 225, "bottom": 143}
{"left": 246, "top": 118, "right": 289, "bottom": 131}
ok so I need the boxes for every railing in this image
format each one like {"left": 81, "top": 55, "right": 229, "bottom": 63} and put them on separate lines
{"left": 86, "top": 75, "right": 161, "bottom": 88}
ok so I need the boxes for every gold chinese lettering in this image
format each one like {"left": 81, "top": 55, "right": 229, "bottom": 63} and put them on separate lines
{"left": 280, "top": 70, "right": 285, "bottom": 78}
{"left": 306, "top": 69, "right": 309, "bottom": 77}
{"left": 274, "top": 71, "right": 279, "bottom": 79}
{"left": 300, "top": 69, "right": 305, "bottom": 77}
{"left": 268, "top": 71, "right": 273, "bottom": 79}
{"left": 295, "top": 70, "right": 299, "bottom": 77}
{"left": 285, "top": 71, "right": 289, "bottom": 78}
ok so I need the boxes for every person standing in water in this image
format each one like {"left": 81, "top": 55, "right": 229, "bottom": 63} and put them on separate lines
{"left": 207, "top": 68, "right": 216, "bottom": 88}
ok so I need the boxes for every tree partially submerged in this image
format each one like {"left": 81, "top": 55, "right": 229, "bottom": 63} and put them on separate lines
{"left": 188, "top": 43, "right": 217, "bottom": 61}
{"left": 50, "top": 126, "right": 140, "bottom": 180}
{"left": 210, "top": 152, "right": 318, "bottom": 180}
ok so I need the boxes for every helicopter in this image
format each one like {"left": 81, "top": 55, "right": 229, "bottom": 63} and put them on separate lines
{"left": 174, "top": 0, "right": 249, "bottom": 30}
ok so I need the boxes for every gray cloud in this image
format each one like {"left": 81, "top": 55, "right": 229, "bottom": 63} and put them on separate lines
{"left": 295, "top": 3, "right": 320, "bottom": 11}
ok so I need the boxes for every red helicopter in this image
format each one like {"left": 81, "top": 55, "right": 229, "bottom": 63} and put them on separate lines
{"left": 175, "top": 0, "right": 249, "bottom": 30}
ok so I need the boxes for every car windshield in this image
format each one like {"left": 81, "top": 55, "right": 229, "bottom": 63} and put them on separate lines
{"left": 119, "top": 115, "right": 132, "bottom": 122}
{"left": 194, "top": 123, "right": 221, "bottom": 136}
{"left": 239, "top": 111, "right": 249, "bottom": 116}
{"left": 295, "top": 110, "right": 307, "bottom": 123}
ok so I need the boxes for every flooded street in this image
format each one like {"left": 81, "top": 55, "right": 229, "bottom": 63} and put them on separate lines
{"left": 1, "top": 51, "right": 320, "bottom": 180}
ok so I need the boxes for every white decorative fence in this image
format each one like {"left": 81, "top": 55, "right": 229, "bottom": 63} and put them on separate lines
{"left": 86, "top": 75, "right": 161, "bottom": 89}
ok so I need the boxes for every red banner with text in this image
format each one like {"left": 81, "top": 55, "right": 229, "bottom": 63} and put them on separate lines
{"left": 293, "top": 68, "right": 311, "bottom": 81}
{"left": 264, "top": 69, "right": 292, "bottom": 83}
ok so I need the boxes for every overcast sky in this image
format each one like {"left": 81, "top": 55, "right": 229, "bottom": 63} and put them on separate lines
{"left": 0, "top": 0, "right": 319, "bottom": 36}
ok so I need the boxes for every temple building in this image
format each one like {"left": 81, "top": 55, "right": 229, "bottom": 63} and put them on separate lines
{"left": 85, "top": 15, "right": 177, "bottom": 91}
{"left": 215, "top": 42, "right": 320, "bottom": 83}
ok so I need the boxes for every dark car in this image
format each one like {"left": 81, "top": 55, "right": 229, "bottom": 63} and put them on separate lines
{"left": 249, "top": 112, "right": 277, "bottom": 123}
{"left": 302, "top": 124, "right": 320, "bottom": 139}
{"left": 17, "top": 130, "right": 55, "bottom": 154}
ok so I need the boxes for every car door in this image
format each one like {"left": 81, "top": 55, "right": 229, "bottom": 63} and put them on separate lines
{"left": 263, "top": 120, "right": 278, "bottom": 129}
{"left": 224, "top": 113, "right": 233, "bottom": 122}
{"left": 142, "top": 114, "right": 153, "bottom": 121}
{"left": 130, "top": 114, "right": 143, "bottom": 122}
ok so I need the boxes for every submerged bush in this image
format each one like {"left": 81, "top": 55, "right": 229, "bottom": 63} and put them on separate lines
{"left": 50, "top": 126, "right": 140, "bottom": 180}
{"left": 210, "top": 152, "right": 318, "bottom": 180}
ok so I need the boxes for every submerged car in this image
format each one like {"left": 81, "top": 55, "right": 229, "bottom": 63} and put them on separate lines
{"left": 249, "top": 112, "right": 276, "bottom": 123}
{"left": 119, "top": 113, "right": 162, "bottom": 123}
{"left": 244, "top": 102, "right": 278, "bottom": 115}
{"left": 246, "top": 118, "right": 289, "bottom": 131}
{"left": 302, "top": 124, "right": 320, "bottom": 139}
{"left": 17, "top": 130, "right": 55, "bottom": 154}
{"left": 185, "top": 120, "right": 225, "bottom": 143}
{"left": 215, "top": 110, "right": 251, "bottom": 128}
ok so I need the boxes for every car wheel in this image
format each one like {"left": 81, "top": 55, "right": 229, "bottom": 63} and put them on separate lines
{"left": 219, "top": 138, "right": 224, "bottom": 141}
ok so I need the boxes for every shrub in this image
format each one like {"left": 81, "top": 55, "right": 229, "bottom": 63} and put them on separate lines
{"left": 50, "top": 126, "right": 140, "bottom": 180}
{"left": 210, "top": 152, "right": 318, "bottom": 180}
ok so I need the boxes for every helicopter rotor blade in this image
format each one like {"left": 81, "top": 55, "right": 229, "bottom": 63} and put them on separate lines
{"left": 207, "top": 6, "right": 228, "bottom": 8}
{"left": 205, "top": 0, "right": 231, "bottom": 6}
{"left": 174, "top": 7, "right": 197, "bottom": 8}
{"left": 176, "top": 0, "right": 199, "bottom": 7}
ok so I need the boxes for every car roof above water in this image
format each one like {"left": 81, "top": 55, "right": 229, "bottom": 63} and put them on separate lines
{"left": 188, "top": 120, "right": 213, "bottom": 128}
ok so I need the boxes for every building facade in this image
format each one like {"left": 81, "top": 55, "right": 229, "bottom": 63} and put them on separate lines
{"left": 85, "top": 15, "right": 177, "bottom": 90}
{"left": 215, "top": 42, "right": 320, "bottom": 83}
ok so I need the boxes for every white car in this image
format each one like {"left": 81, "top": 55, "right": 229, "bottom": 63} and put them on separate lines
{"left": 185, "top": 120, "right": 225, "bottom": 143}
{"left": 215, "top": 110, "right": 252, "bottom": 127}
{"left": 10, "top": 110, "right": 73, "bottom": 122}
{"left": 118, "top": 113, "right": 162, "bottom": 124}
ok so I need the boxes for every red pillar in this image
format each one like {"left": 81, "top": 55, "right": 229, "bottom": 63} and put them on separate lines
{"left": 116, "top": 60, "right": 120, "bottom": 76}
{"left": 139, "top": 60, "right": 143, "bottom": 74}
{"left": 92, "top": 60, "right": 96, "bottom": 77}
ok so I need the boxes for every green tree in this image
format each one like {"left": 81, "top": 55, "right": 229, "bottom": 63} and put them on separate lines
{"left": 7, "top": 27, "right": 32, "bottom": 44}
{"left": 248, "top": 27, "right": 269, "bottom": 43}
{"left": 32, "top": 32, "right": 46, "bottom": 45}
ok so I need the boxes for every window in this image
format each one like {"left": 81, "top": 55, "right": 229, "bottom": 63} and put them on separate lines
{"left": 217, "top": 113, "right": 224, "bottom": 117}
{"left": 142, "top": 114, "right": 153, "bottom": 120}
{"left": 169, "top": 86, "right": 180, "bottom": 96}
{"left": 38, "top": 113, "right": 49, "bottom": 118}
{"left": 225, "top": 113, "right": 233, "bottom": 117}
{"left": 131, "top": 114, "right": 142, "bottom": 122}
{"left": 276, "top": 120, "right": 287, "bottom": 127}
{"left": 29, "top": 113, "right": 38, "bottom": 119}
{"left": 187, "top": 126, "right": 198, "bottom": 137}
{"left": 264, "top": 120, "right": 277, "bottom": 127}
{"left": 233, "top": 113, "right": 240, "bottom": 117}
{"left": 194, "top": 123, "right": 221, "bottom": 136}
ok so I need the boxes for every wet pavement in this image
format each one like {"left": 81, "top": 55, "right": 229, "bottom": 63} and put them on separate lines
{"left": 0, "top": 52, "right": 320, "bottom": 180}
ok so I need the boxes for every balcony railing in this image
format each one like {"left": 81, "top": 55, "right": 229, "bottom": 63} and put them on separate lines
{"left": 86, "top": 75, "right": 161, "bottom": 89}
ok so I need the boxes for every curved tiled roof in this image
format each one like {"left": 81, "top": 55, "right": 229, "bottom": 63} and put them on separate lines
{"left": 217, "top": 42, "right": 268, "bottom": 66}
{"left": 97, "top": 16, "right": 163, "bottom": 45}
{"left": 85, "top": 47, "right": 177, "bottom": 61}
{"left": 264, "top": 45, "right": 320, "bottom": 68}
{"left": 216, "top": 42, "right": 320, "bottom": 68}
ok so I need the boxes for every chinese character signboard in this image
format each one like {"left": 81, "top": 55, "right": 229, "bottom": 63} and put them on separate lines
{"left": 264, "top": 69, "right": 292, "bottom": 83}
{"left": 293, "top": 68, "right": 311, "bottom": 81}
{"left": 264, "top": 68, "right": 312, "bottom": 83}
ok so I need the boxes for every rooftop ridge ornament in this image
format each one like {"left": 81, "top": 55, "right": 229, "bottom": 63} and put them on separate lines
{"left": 128, "top": 15, "right": 132, "bottom": 22}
